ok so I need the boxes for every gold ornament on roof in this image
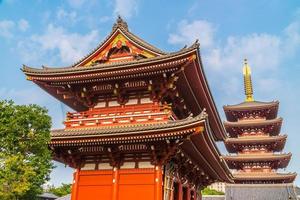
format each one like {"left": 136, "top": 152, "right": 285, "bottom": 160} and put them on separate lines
{"left": 243, "top": 59, "right": 254, "bottom": 102}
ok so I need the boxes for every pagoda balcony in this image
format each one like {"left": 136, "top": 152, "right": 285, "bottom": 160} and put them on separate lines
{"left": 64, "top": 103, "right": 175, "bottom": 129}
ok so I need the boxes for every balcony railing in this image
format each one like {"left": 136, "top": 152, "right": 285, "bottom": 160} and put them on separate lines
{"left": 64, "top": 103, "right": 174, "bottom": 129}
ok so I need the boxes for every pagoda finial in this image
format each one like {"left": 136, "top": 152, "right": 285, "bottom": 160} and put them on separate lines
{"left": 243, "top": 59, "right": 254, "bottom": 102}
{"left": 113, "top": 15, "right": 128, "bottom": 31}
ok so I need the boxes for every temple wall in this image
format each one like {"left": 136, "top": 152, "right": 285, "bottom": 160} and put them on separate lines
{"left": 71, "top": 168, "right": 160, "bottom": 200}
{"left": 70, "top": 167, "right": 200, "bottom": 200}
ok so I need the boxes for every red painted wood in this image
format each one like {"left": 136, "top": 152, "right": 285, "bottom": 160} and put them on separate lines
{"left": 71, "top": 168, "right": 159, "bottom": 200}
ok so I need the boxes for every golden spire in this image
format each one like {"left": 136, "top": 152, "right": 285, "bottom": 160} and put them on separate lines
{"left": 243, "top": 59, "right": 254, "bottom": 102}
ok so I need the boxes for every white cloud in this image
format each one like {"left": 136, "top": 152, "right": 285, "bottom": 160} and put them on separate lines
{"left": 283, "top": 20, "right": 300, "bottom": 57}
{"left": 18, "top": 19, "right": 29, "bottom": 32}
{"left": 0, "top": 19, "right": 29, "bottom": 38}
{"left": 168, "top": 18, "right": 300, "bottom": 104}
{"left": 114, "top": 0, "right": 138, "bottom": 19}
{"left": 0, "top": 20, "right": 15, "bottom": 38}
{"left": 168, "top": 20, "right": 216, "bottom": 48}
{"left": 18, "top": 24, "right": 99, "bottom": 65}
{"left": 56, "top": 8, "right": 77, "bottom": 25}
{"left": 205, "top": 33, "right": 281, "bottom": 73}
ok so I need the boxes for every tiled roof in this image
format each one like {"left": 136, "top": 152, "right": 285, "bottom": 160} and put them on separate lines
{"left": 202, "top": 195, "right": 225, "bottom": 200}
{"left": 51, "top": 113, "right": 206, "bottom": 138}
{"left": 38, "top": 193, "right": 58, "bottom": 199}
{"left": 225, "top": 135, "right": 287, "bottom": 144}
{"left": 223, "top": 100, "right": 279, "bottom": 111}
{"left": 22, "top": 44, "right": 198, "bottom": 75}
{"left": 225, "top": 183, "right": 298, "bottom": 200}
{"left": 233, "top": 172, "right": 297, "bottom": 181}
{"left": 224, "top": 117, "right": 283, "bottom": 128}
{"left": 223, "top": 152, "right": 292, "bottom": 162}
{"left": 55, "top": 194, "right": 71, "bottom": 200}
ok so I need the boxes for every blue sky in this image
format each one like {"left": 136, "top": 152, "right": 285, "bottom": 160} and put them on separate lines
{"left": 0, "top": 0, "right": 299, "bottom": 186}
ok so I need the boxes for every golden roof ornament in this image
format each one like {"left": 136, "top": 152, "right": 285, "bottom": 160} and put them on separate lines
{"left": 243, "top": 59, "right": 254, "bottom": 102}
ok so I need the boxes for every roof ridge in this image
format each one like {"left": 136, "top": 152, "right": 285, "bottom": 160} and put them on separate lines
{"left": 22, "top": 45, "right": 198, "bottom": 74}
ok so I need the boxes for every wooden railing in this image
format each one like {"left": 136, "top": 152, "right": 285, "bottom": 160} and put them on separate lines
{"left": 65, "top": 103, "right": 174, "bottom": 129}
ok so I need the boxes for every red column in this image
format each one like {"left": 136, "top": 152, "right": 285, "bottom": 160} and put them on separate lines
{"left": 178, "top": 182, "right": 183, "bottom": 200}
{"left": 155, "top": 165, "right": 163, "bottom": 200}
{"left": 71, "top": 168, "right": 80, "bottom": 200}
{"left": 186, "top": 187, "right": 191, "bottom": 200}
{"left": 112, "top": 167, "right": 119, "bottom": 200}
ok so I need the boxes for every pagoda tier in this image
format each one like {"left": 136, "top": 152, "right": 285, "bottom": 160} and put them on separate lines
{"left": 223, "top": 153, "right": 292, "bottom": 169}
{"left": 222, "top": 59, "right": 296, "bottom": 184}
{"left": 233, "top": 172, "right": 297, "bottom": 184}
{"left": 23, "top": 17, "right": 233, "bottom": 200}
{"left": 223, "top": 101, "right": 279, "bottom": 122}
{"left": 225, "top": 135, "right": 287, "bottom": 153}
{"left": 224, "top": 117, "right": 282, "bottom": 137}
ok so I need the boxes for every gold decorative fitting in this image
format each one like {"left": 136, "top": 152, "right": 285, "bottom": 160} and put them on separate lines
{"left": 243, "top": 59, "right": 254, "bottom": 102}
{"left": 189, "top": 54, "right": 197, "bottom": 61}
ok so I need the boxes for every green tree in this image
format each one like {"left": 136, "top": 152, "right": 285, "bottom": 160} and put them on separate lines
{"left": 46, "top": 183, "right": 72, "bottom": 197}
{"left": 201, "top": 187, "right": 225, "bottom": 195}
{"left": 0, "top": 100, "right": 52, "bottom": 200}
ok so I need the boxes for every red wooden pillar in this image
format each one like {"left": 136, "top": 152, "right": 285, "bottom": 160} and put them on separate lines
{"left": 112, "top": 167, "right": 119, "bottom": 200}
{"left": 71, "top": 168, "right": 80, "bottom": 200}
{"left": 186, "top": 187, "right": 191, "bottom": 200}
{"left": 155, "top": 165, "right": 163, "bottom": 200}
{"left": 178, "top": 182, "right": 183, "bottom": 200}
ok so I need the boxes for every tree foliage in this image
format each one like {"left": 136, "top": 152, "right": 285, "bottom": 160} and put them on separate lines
{"left": 46, "top": 183, "right": 72, "bottom": 197}
{"left": 201, "top": 187, "right": 225, "bottom": 195}
{"left": 0, "top": 100, "right": 52, "bottom": 200}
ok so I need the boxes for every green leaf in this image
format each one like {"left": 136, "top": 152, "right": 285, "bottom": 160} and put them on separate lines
{"left": 0, "top": 100, "right": 53, "bottom": 200}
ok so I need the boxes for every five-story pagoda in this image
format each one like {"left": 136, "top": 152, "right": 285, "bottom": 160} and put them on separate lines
{"left": 23, "top": 17, "right": 233, "bottom": 200}
{"left": 222, "top": 60, "right": 296, "bottom": 184}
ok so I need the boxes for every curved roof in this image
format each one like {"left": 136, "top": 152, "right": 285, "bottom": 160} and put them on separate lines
{"left": 224, "top": 101, "right": 279, "bottom": 111}
{"left": 233, "top": 172, "right": 297, "bottom": 183}
{"left": 225, "top": 135, "right": 287, "bottom": 144}
{"left": 224, "top": 117, "right": 282, "bottom": 127}
{"left": 50, "top": 112, "right": 234, "bottom": 183}
{"left": 56, "top": 194, "right": 71, "bottom": 200}
{"left": 224, "top": 118, "right": 282, "bottom": 137}
{"left": 22, "top": 44, "right": 197, "bottom": 75}
{"left": 226, "top": 183, "right": 298, "bottom": 199}
{"left": 225, "top": 135, "right": 287, "bottom": 153}
{"left": 223, "top": 101, "right": 279, "bottom": 122}
{"left": 223, "top": 153, "right": 292, "bottom": 169}
{"left": 49, "top": 16, "right": 166, "bottom": 70}
{"left": 51, "top": 113, "right": 206, "bottom": 139}
{"left": 22, "top": 18, "right": 227, "bottom": 141}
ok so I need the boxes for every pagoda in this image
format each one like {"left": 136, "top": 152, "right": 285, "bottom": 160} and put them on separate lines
{"left": 23, "top": 17, "right": 233, "bottom": 200}
{"left": 222, "top": 59, "right": 296, "bottom": 184}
